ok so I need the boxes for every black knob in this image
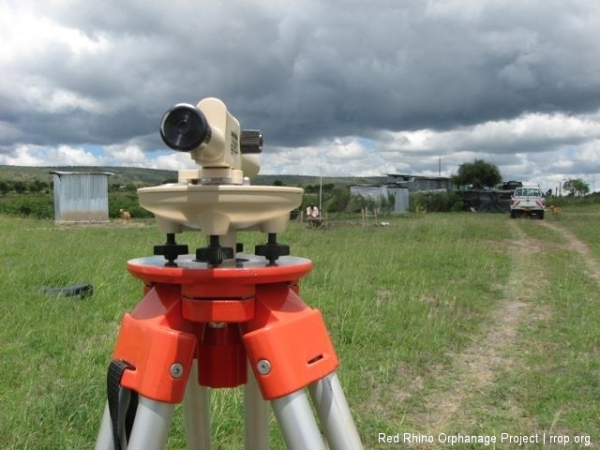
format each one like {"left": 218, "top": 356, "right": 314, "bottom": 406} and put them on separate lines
{"left": 240, "top": 130, "right": 263, "bottom": 154}
{"left": 255, "top": 233, "right": 290, "bottom": 264}
{"left": 154, "top": 233, "right": 189, "bottom": 266}
{"left": 196, "top": 235, "right": 234, "bottom": 266}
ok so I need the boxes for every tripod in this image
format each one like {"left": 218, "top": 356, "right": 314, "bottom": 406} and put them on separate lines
{"left": 95, "top": 97, "right": 363, "bottom": 449}
{"left": 95, "top": 250, "right": 363, "bottom": 450}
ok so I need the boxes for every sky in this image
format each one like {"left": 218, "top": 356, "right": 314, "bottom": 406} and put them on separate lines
{"left": 1, "top": 0, "right": 600, "bottom": 193}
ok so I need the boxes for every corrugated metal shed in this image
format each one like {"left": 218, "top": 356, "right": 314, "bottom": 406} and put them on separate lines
{"left": 51, "top": 171, "right": 113, "bottom": 223}
{"left": 350, "top": 185, "right": 409, "bottom": 212}
{"left": 386, "top": 174, "right": 453, "bottom": 192}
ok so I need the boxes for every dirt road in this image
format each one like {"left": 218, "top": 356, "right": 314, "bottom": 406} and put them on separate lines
{"left": 410, "top": 218, "right": 599, "bottom": 447}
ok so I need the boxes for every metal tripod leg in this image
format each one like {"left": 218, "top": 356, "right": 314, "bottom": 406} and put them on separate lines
{"left": 183, "top": 360, "right": 211, "bottom": 450}
{"left": 126, "top": 396, "right": 175, "bottom": 450}
{"left": 272, "top": 389, "right": 327, "bottom": 450}
{"left": 244, "top": 362, "right": 270, "bottom": 450}
{"left": 96, "top": 386, "right": 135, "bottom": 450}
{"left": 95, "top": 402, "right": 115, "bottom": 450}
{"left": 243, "top": 280, "right": 364, "bottom": 450}
{"left": 309, "top": 372, "right": 363, "bottom": 450}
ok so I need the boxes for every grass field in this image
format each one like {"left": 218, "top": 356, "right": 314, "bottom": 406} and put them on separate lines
{"left": 1, "top": 206, "right": 599, "bottom": 449}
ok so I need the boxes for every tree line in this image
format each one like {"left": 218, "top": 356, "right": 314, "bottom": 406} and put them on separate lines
{"left": 0, "top": 179, "right": 150, "bottom": 195}
{"left": 452, "top": 159, "right": 591, "bottom": 196}
{"left": 0, "top": 179, "right": 52, "bottom": 195}
{"left": 0, "top": 161, "right": 596, "bottom": 219}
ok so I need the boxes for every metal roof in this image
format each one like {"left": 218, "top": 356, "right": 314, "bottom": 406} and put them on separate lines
{"left": 50, "top": 171, "right": 114, "bottom": 176}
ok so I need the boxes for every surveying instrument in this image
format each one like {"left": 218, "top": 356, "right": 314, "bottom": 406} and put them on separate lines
{"left": 94, "top": 98, "right": 363, "bottom": 449}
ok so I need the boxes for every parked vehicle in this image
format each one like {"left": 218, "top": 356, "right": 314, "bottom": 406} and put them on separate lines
{"left": 510, "top": 185, "right": 545, "bottom": 219}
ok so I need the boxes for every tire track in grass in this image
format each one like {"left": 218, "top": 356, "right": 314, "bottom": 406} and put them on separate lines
{"left": 539, "top": 221, "right": 600, "bottom": 285}
{"left": 410, "top": 221, "right": 542, "bottom": 440}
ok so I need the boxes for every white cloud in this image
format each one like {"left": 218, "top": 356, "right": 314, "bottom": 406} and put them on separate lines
{"left": 105, "top": 144, "right": 146, "bottom": 165}
{"left": 54, "top": 145, "right": 104, "bottom": 165}
{"left": 380, "top": 112, "right": 600, "bottom": 158}
{"left": 21, "top": 84, "right": 104, "bottom": 114}
{"left": 328, "top": 140, "right": 369, "bottom": 160}
{"left": 148, "top": 152, "right": 197, "bottom": 171}
{"left": 0, "top": 144, "right": 103, "bottom": 166}
{"left": 0, "top": 3, "right": 109, "bottom": 63}
{"left": 0, "top": 145, "right": 48, "bottom": 166}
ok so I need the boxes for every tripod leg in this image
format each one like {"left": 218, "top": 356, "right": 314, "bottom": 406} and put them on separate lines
{"left": 95, "top": 402, "right": 114, "bottom": 450}
{"left": 183, "top": 360, "right": 211, "bottom": 450}
{"left": 126, "top": 396, "right": 175, "bottom": 450}
{"left": 96, "top": 384, "right": 135, "bottom": 450}
{"left": 309, "top": 372, "right": 363, "bottom": 450}
{"left": 244, "top": 363, "right": 269, "bottom": 450}
{"left": 271, "top": 389, "right": 327, "bottom": 450}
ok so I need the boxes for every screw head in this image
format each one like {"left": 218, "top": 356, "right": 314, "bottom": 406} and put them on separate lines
{"left": 257, "top": 359, "right": 271, "bottom": 375}
{"left": 170, "top": 363, "right": 184, "bottom": 378}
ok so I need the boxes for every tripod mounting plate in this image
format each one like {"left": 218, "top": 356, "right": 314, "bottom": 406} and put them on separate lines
{"left": 138, "top": 184, "right": 303, "bottom": 235}
{"left": 127, "top": 254, "right": 313, "bottom": 286}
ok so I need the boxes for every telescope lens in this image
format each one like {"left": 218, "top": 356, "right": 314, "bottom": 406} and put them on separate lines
{"left": 160, "top": 104, "right": 210, "bottom": 152}
{"left": 177, "top": 121, "right": 191, "bottom": 134}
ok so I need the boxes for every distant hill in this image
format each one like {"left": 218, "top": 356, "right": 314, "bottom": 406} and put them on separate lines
{"left": 0, "top": 165, "right": 386, "bottom": 187}
{"left": 0, "top": 165, "right": 176, "bottom": 186}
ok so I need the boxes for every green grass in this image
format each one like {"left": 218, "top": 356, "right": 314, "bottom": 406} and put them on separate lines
{"left": 1, "top": 209, "right": 599, "bottom": 449}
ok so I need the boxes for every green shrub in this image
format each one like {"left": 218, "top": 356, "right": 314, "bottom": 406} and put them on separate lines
{"left": 411, "top": 191, "right": 464, "bottom": 212}
{"left": 0, "top": 194, "right": 54, "bottom": 219}
{"left": 0, "top": 192, "right": 156, "bottom": 220}
{"left": 108, "top": 192, "right": 154, "bottom": 219}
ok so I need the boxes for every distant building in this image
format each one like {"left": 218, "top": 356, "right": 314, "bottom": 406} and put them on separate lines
{"left": 385, "top": 174, "right": 453, "bottom": 192}
{"left": 350, "top": 174, "right": 453, "bottom": 213}
{"left": 51, "top": 171, "right": 113, "bottom": 223}
{"left": 349, "top": 185, "right": 410, "bottom": 212}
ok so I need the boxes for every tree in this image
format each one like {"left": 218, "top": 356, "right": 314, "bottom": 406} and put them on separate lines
{"left": 563, "top": 178, "right": 590, "bottom": 197}
{"left": 452, "top": 159, "right": 502, "bottom": 189}
{"left": 325, "top": 187, "right": 350, "bottom": 212}
{"left": 13, "top": 180, "right": 27, "bottom": 194}
{"left": 29, "top": 179, "right": 48, "bottom": 193}
{"left": 0, "top": 180, "right": 9, "bottom": 195}
{"left": 378, "top": 193, "right": 396, "bottom": 215}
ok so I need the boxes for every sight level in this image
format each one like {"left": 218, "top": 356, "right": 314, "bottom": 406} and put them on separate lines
{"left": 94, "top": 97, "right": 363, "bottom": 449}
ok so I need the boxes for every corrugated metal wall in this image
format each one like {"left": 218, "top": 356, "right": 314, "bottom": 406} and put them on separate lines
{"left": 52, "top": 172, "right": 111, "bottom": 222}
{"left": 385, "top": 174, "right": 453, "bottom": 192}
{"left": 389, "top": 186, "right": 409, "bottom": 211}
{"left": 411, "top": 178, "right": 452, "bottom": 192}
{"left": 350, "top": 185, "right": 409, "bottom": 212}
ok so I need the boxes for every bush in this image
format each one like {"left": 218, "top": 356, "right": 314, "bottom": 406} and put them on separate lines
{"left": 0, "top": 192, "right": 156, "bottom": 220}
{"left": 411, "top": 191, "right": 464, "bottom": 212}
{"left": 0, "top": 194, "right": 54, "bottom": 219}
{"left": 108, "top": 192, "right": 154, "bottom": 219}
{"left": 325, "top": 187, "right": 351, "bottom": 213}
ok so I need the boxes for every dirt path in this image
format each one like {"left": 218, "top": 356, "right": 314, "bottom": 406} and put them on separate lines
{"left": 410, "top": 221, "right": 543, "bottom": 439}
{"left": 539, "top": 220, "right": 600, "bottom": 284}
{"left": 408, "top": 218, "right": 600, "bottom": 444}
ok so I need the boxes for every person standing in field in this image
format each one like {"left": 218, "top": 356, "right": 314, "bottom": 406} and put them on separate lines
{"left": 306, "top": 204, "right": 320, "bottom": 226}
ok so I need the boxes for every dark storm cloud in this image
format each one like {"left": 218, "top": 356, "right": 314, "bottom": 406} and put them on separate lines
{"left": 1, "top": 0, "right": 599, "bottom": 154}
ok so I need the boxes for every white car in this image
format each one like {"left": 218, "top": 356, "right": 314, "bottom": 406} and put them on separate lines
{"left": 510, "top": 185, "right": 545, "bottom": 219}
